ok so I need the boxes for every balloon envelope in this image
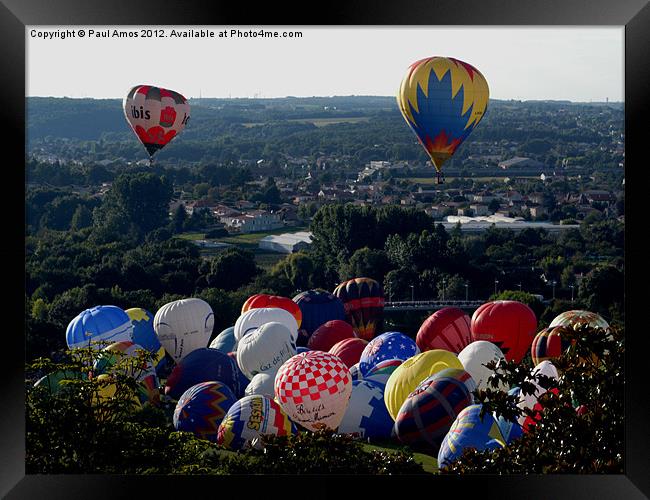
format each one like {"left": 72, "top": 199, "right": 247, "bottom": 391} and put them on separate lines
{"left": 66, "top": 305, "right": 133, "bottom": 350}
{"left": 154, "top": 298, "right": 214, "bottom": 363}
{"left": 173, "top": 381, "right": 237, "bottom": 442}
{"left": 333, "top": 278, "right": 385, "bottom": 341}
{"left": 338, "top": 380, "right": 394, "bottom": 439}
{"left": 457, "top": 340, "right": 506, "bottom": 392}
{"left": 358, "top": 332, "right": 419, "bottom": 377}
{"left": 308, "top": 320, "right": 355, "bottom": 352}
{"left": 123, "top": 84, "right": 190, "bottom": 158}
{"left": 416, "top": 307, "right": 471, "bottom": 353}
{"left": 245, "top": 372, "right": 276, "bottom": 397}
{"left": 274, "top": 351, "right": 352, "bottom": 431}
{"left": 397, "top": 57, "right": 489, "bottom": 174}
{"left": 209, "top": 326, "right": 237, "bottom": 354}
{"left": 292, "top": 290, "right": 346, "bottom": 346}
{"left": 242, "top": 294, "right": 303, "bottom": 328}
{"left": 364, "top": 358, "right": 404, "bottom": 387}
{"left": 234, "top": 307, "right": 299, "bottom": 344}
{"left": 125, "top": 307, "right": 167, "bottom": 375}
{"left": 328, "top": 338, "right": 369, "bottom": 368}
{"left": 236, "top": 322, "right": 297, "bottom": 380}
{"left": 549, "top": 310, "right": 609, "bottom": 330}
{"left": 471, "top": 301, "right": 537, "bottom": 363}
{"left": 531, "top": 326, "right": 571, "bottom": 366}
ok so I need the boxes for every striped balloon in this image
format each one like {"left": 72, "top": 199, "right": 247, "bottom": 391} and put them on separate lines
{"left": 531, "top": 326, "right": 570, "bottom": 366}
{"left": 333, "top": 278, "right": 385, "bottom": 341}
{"left": 394, "top": 370, "right": 473, "bottom": 451}
{"left": 416, "top": 307, "right": 471, "bottom": 353}
{"left": 292, "top": 290, "right": 346, "bottom": 346}
{"left": 364, "top": 358, "right": 403, "bottom": 387}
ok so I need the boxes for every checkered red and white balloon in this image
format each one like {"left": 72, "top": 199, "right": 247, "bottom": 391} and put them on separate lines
{"left": 274, "top": 351, "right": 352, "bottom": 431}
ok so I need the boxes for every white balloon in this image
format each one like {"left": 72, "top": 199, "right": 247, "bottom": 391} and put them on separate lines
{"left": 234, "top": 307, "right": 299, "bottom": 343}
{"left": 516, "top": 360, "right": 559, "bottom": 425}
{"left": 458, "top": 340, "right": 507, "bottom": 392}
{"left": 153, "top": 298, "right": 214, "bottom": 362}
{"left": 236, "top": 322, "right": 297, "bottom": 380}
{"left": 245, "top": 372, "right": 276, "bottom": 397}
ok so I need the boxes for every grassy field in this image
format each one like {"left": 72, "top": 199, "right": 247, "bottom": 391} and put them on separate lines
{"left": 362, "top": 442, "right": 438, "bottom": 473}
{"left": 243, "top": 117, "right": 370, "bottom": 128}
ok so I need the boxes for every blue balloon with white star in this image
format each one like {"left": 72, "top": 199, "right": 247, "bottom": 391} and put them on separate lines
{"left": 358, "top": 332, "right": 419, "bottom": 377}
{"left": 337, "top": 380, "right": 394, "bottom": 439}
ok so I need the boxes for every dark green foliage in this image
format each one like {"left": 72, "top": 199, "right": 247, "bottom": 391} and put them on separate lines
{"left": 207, "top": 247, "right": 259, "bottom": 291}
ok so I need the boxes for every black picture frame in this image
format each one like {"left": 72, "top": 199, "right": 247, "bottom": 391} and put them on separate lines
{"left": 5, "top": 0, "right": 648, "bottom": 498}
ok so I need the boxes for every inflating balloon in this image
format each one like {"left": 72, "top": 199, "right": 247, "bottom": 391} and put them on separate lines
{"left": 308, "top": 320, "right": 355, "bottom": 352}
{"left": 531, "top": 326, "right": 571, "bottom": 366}
{"left": 245, "top": 372, "right": 276, "bottom": 397}
{"left": 292, "top": 290, "right": 346, "bottom": 346}
{"left": 234, "top": 307, "right": 299, "bottom": 344}
{"left": 275, "top": 351, "right": 352, "bottom": 431}
{"left": 338, "top": 380, "right": 394, "bottom": 439}
{"left": 165, "top": 348, "right": 242, "bottom": 400}
{"left": 438, "top": 404, "right": 506, "bottom": 469}
{"left": 173, "top": 381, "right": 237, "bottom": 442}
{"left": 397, "top": 56, "right": 489, "bottom": 183}
{"left": 328, "top": 338, "right": 369, "bottom": 368}
{"left": 457, "top": 340, "right": 507, "bottom": 392}
{"left": 209, "top": 326, "right": 237, "bottom": 354}
{"left": 394, "top": 370, "right": 473, "bottom": 451}
{"left": 236, "top": 322, "right": 297, "bottom": 380}
{"left": 471, "top": 300, "right": 537, "bottom": 363}
{"left": 549, "top": 310, "right": 609, "bottom": 330}
{"left": 358, "top": 332, "right": 419, "bottom": 377}
{"left": 384, "top": 349, "right": 463, "bottom": 420}
{"left": 416, "top": 307, "right": 471, "bottom": 353}
{"left": 242, "top": 294, "right": 303, "bottom": 328}
{"left": 364, "top": 358, "right": 404, "bottom": 387}
{"left": 123, "top": 84, "right": 190, "bottom": 161}
{"left": 66, "top": 305, "right": 133, "bottom": 350}
{"left": 333, "top": 278, "right": 385, "bottom": 341}
{"left": 125, "top": 307, "right": 168, "bottom": 375}
{"left": 154, "top": 298, "right": 214, "bottom": 362}
{"left": 217, "top": 395, "right": 296, "bottom": 450}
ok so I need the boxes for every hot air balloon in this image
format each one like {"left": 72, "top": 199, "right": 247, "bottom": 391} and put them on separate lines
{"left": 123, "top": 84, "right": 190, "bottom": 163}
{"left": 236, "top": 322, "right": 297, "bottom": 380}
{"left": 34, "top": 369, "right": 87, "bottom": 395}
{"left": 164, "top": 348, "right": 242, "bottom": 400}
{"left": 209, "top": 326, "right": 237, "bottom": 354}
{"left": 437, "top": 404, "right": 506, "bottom": 469}
{"left": 292, "top": 290, "right": 346, "bottom": 346}
{"left": 154, "top": 298, "right": 214, "bottom": 363}
{"left": 416, "top": 307, "right": 471, "bottom": 353}
{"left": 457, "top": 340, "right": 507, "bottom": 392}
{"left": 364, "top": 358, "right": 404, "bottom": 387}
{"left": 333, "top": 278, "right": 385, "bottom": 341}
{"left": 471, "top": 300, "right": 537, "bottom": 363}
{"left": 516, "top": 360, "right": 559, "bottom": 431}
{"left": 384, "top": 350, "right": 463, "bottom": 420}
{"left": 125, "top": 307, "right": 168, "bottom": 375}
{"left": 531, "top": 326, "right": 571, "bottom": 366}
{"left": 217, "top": 395, "right": 296, "bottom": 450}
{"left": 173, "top": 381, "right": 237, "bottom": 442}
{"left": 66, "top": 305, "right": 133, "bottom": 350}
{"left": 394, "top": 369, "right": 474, "bottom": 451}
{"left": 328, "top": 338, "right": 369, "bottom": 368}
{"left": 308, "top": 320, "right": 355, "bottom": 352}
{"left": 549, "top": 310, "right": 610, "bottom": 330}
{"left": 397, "top": 57, "right": 489, "bottom": 183}
{"left": 358, "top": 332, "right": 419, "bottom": 377}
{"left": 274, "top": 351, "right": 352, "bottom": 431}
{"left": 245, "top": 372, "right": 276, "bottom": 398}
{"left": 338, "top": 380, "right": 394, "bottom": 440}
{"left": 349, "top": 363, "right": 363, "bottom": 382}
{"left": 241, "top": 294, "right": 303, "bottom": 328}
{"left": 234, "top": 307, "right": 299, "bottom": 345}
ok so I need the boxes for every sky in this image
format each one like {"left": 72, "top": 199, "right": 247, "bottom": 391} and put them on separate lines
{"left": 26, "top": 26, "right": 624, "bottom": 102}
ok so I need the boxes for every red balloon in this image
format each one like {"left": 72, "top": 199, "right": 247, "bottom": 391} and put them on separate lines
{"left": 328, "top": 338, "right": 368, "bottom": 368}
{"left": 471, "top": 301, "right": 537, "bottom": 363}
{"left": 308, "top": 320, "right": 355, "bottom": 352}
{"left": 242, "top": 294, "right": 302, "bottom": 328}
{"left": 522, "top": 387, "right": 559, "bottom": 432}
{"left": 416, "top": 307, "right": 471, "bottom": 353}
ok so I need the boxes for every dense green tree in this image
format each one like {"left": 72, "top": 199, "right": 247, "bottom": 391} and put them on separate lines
{"left": 207, "top": 247, "right": 258, "bottom": 291}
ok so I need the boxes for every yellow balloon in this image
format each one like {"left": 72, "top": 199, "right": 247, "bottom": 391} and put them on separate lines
{"left": 93, "top": 374, "right": 142, "bottom": 409}
{"left": 384, "top": 349, "right": 463, "bottom": 420}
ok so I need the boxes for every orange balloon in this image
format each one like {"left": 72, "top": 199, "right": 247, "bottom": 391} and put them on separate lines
{"left": 242, "top": 294, "right": 302, "bottom": 328}
{"left": 241, "top": 294, "right": 265, "bottom": 314}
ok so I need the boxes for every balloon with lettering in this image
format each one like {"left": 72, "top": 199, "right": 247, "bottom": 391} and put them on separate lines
{"left": 164, "top": 348, "right": 242, "bottom": 400}
{"left": 549, "top": 310, "right": 609, "bottom": 330}
{"left": 397, "top": 57, "right": 489, "bottom": 183}
{"left": 217, "top": 395, "right": 296, "bottom": 450}
{"left": 154, "top": 298, "right": 214, "bottom": 363}
{"left": 338, "top": 380, "right": 394, "bottom": 439}
{"left": 292, "top": 290, "right": 346, "bottom": 346}
{"left": 333, "top": 277, "right": 385, "bottom": 341}
{"left": 471, "top": 300, "right": 537, "bottom": 363}
{"left": 457, "top": 340, "right": 507, "bottom": 392}
{"left": 236, "top": 322, "right": 297, "bottom": 380}
{"left": 358, "top": 331, "right": 419, "bottom": 377}
{"left": 531, "top": 326, "right": 572, "bottom": 366}
{"left": 209, "top": 326, "right": 237, "bottom": 354}
{"left": 125, "top": 307, "right": 168, "bottom": 375}
{"left": 328, "top": 338, "right": 369, "bottom": 368}
{"left": 93, "top": 340, "right": 160, "bottom": 405}
{"left": 241, "top": 294, "right": 303, "bottom": 329}
{"left": 234, "top": 307, "right": 299, "bottom": 345}
{"left": 416, "top": 307, "right": 471, "bottom": 353}
{"left": 66, "top": 305, "right": 133, "bottom": 350}
{"left": 274, "top": 351, "right": 353, "bottom": 431}
{"left": 384, "top": 349, "right": 463, "bottom": 420}
{"left": 364, "top": 358, "right": 404, "bottom": 387}
{"left": 172, "top": 381, "right": 237, "bottom": 442}
{"left": 308, "top": 320, "right": 355, "bottom": 352}
{"left": 123, "top": 84, "right": 190, "bottom": 160}
{"left": 437, "top": 404, "right": 506, "bottom": 469}
{"left": 245, "top": 372, "right": 276, "bottom": 398}
{"left": 394, "top": 369, "right": 474, "bottom": 451}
